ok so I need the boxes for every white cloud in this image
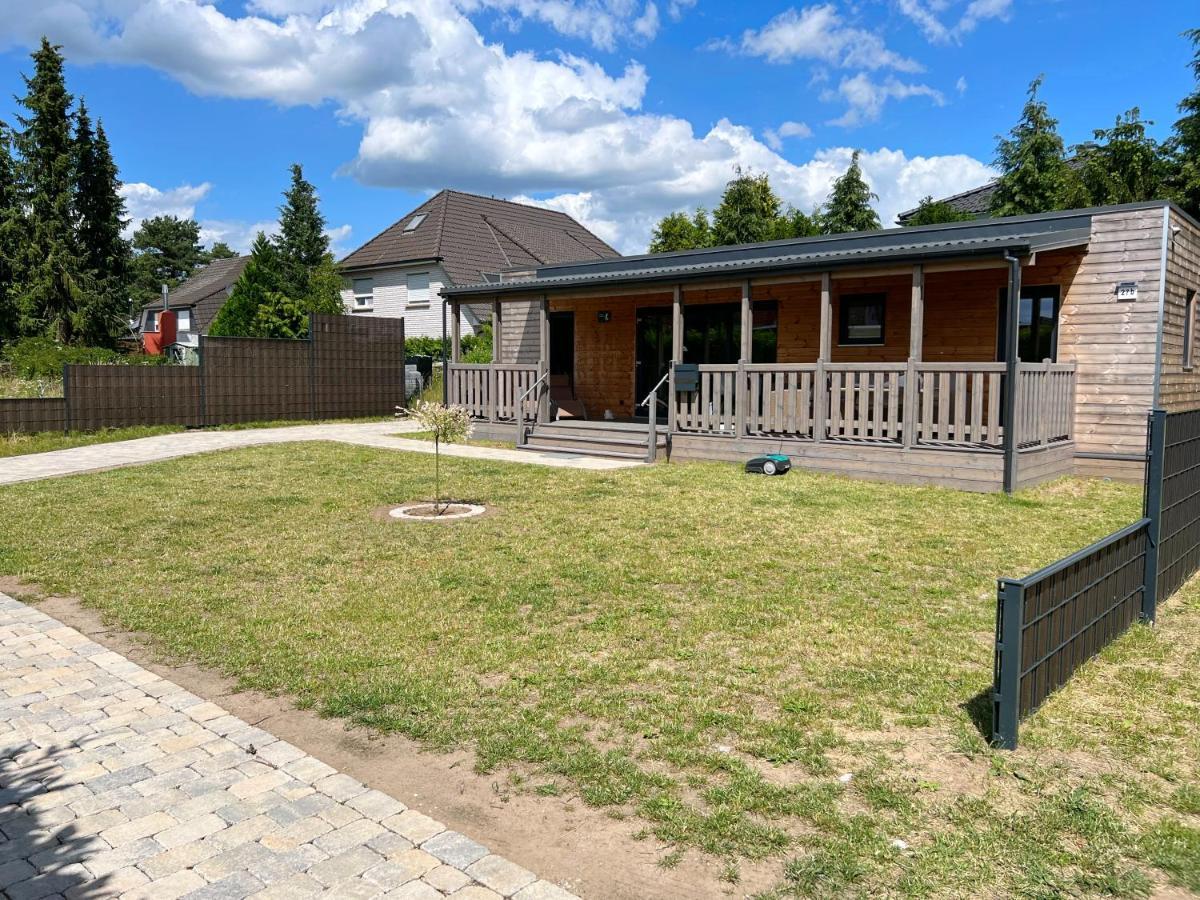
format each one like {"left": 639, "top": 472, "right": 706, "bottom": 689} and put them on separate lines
{"left": 9, "top": 1, "right": 992, "bottom": 254}
{"left": 119, "top": 182, "right": 212, "bottom": 234}
{"left": 897, "top": 0, "right": 1011, "bottom": 44}
{"left": 666, "top": 0, "right": 695, "bottom": 22}
{"left": 825, "top": 73, "right": 944, "bottom": 127}
{"left": 724, "top": 5, "right": 922, "bottom": 72}
{"left": 457, "top": 0, "right": 662, "bottom": 50}
{"left": 763, "top": 120, "right": 813, "bottom": 152}
{"left": 956, "top": 75, "right": 967, "bottom": 95}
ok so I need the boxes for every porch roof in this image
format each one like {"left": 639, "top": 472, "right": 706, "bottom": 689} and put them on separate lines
{"left": 439, "top": 204, "right": 1135, "bottom": 299}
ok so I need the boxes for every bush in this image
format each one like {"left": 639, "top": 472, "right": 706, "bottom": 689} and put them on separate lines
{"left": 1, "top": 337, "right": 169, "bottom": 378}
{"left": 405, "top": 323, "right": 493, "bottom": 363}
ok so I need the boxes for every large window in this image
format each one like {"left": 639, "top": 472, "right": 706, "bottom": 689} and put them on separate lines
{"left": 838, "top": 293, "right": 886, "bottom": 345}
{"left": 998, "top": 285, "right": 1060, "bottom": 362}
{"left": 352, "top": 278, "right": 374, "bottom": 311}
{"left": 406, "top": 272, "right": 430, "bottom": 307}
{"left": 680, "top": 301, "right": 778, "bottom": 365}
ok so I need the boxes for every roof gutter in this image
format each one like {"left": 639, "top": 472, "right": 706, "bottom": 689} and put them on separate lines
{"left": 338, "top": 256, "right": 443, "bottom": 275}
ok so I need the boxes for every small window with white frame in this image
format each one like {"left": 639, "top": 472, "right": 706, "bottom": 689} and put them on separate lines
{"left": 406, "top": 272, "right": 430, "bottom": 307}
{"left": 1186, "top": 289, "right": 1198, "bottom": 370}
{"left": 352, "top": 278, "right": 374, "bottom": 311}
{"left": 176, "top": 309, "right": 192, "bottom": 332}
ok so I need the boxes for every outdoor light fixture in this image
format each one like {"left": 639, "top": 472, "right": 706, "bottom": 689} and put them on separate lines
{"left": 597, "top": 310, "right": 611, "bottom": 322}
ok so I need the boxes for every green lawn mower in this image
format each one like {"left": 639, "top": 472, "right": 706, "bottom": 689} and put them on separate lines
{"left": 744, "top": 454, "right": 792, "bottom": 476}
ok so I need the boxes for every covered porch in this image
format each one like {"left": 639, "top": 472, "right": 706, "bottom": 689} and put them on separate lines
{"left": 443, "top": 246, "right": 1082, "bottom": 492}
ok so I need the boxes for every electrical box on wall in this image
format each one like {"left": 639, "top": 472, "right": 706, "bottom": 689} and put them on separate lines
{"left": 1115, "top": 281, "right": 1138, "bottom": 302}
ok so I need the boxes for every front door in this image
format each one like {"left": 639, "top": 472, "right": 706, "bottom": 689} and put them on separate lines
{"left": 549, "top": 312, "right": 574, "bottom": 383}
{"left": 635, "top": 306, "right": 672, "bottom": 413}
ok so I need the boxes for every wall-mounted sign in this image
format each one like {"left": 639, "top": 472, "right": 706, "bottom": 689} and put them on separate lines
{"left": 1115, "top": 281, "right": 1138, "bottom": 302}
{"left": 597, "top": 310, "right": 611, "bottom": 322}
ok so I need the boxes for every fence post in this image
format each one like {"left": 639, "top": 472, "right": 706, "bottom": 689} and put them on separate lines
{"left": 1143, "top": 407, "right": 1167, "bottom": 623}
{"left": 307, "top": 314, "right": 318, "bottom": 421}
{"left": 62, "top": 363, "right": 71, "bottom": 435}
{"left": 993, "top": 577, "right": 1024, "bottom": 749}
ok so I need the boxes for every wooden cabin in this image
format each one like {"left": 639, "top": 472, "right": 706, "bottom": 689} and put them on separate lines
{"left": 439, "top": 201, "right": 1200, "bottom": 492}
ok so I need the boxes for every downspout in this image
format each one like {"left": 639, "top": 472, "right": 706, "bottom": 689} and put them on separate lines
{"left": 1152, "top": 204, "right": 1170, "bottom": 409}
{"left": 1002, "top": 251, "right": 1022, "bottom": 494}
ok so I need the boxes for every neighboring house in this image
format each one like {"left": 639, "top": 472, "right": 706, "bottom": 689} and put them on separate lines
{"left": 896, "top": 159, "right": 1085, "bottom": 224}
{"left": 441, "top": 200, "right": 1200, "bottom": 494}
{"left": 137, "top": 255, "right": 249, "bottom": 349}
{"left": 337, "top": 189, "right": 619, "bottom": 341}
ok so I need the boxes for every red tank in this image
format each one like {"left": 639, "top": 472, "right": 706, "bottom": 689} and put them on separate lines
{"left": 143, "top": 309, "right": 177, "bottom": 355}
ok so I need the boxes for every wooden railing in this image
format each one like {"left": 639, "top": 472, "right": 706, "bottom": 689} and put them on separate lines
{"left": 1014, "top": 361, "right": 1076, "bottom": 449}
{"left": 447, "top": 363, "right": 539, "bottom": 422}
{"left": 672, "top": 360, "right": 1074, "bottom": 452}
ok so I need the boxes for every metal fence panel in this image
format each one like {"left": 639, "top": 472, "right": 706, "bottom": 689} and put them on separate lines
{"left": 312, "top": 314, "right": 406, "bottom": 420}
{"left": 202, "top": 337, "right": 312, "bottom": 425}
{"left": 1156, "top": 408, "right": 1200, "bottom": 601}
{"left": 66, "top": 365, "right": 202, "bottom": 430}
{"left": 0, "top": 398, "right": 67, "bottom": 434}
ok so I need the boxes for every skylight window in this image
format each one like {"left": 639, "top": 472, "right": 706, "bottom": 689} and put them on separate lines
{"left": 404, "top": 214, "right": 427, "bottom": 232}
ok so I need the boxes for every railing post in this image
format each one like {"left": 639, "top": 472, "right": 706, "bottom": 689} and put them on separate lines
{"left": 488, "top": 366, "right": 498, "bottom": 423}
{"left": 1143, "top": 407, "right": 1167, "bottom": 623}
{"left": 646, "top": 396, "right": 658, "bottom": 463}
{"left": 813, "top": 359, "right": 827, "bottom": 443}
{"left": 735, "top": 360, "right": 747, "bottom": 438}
{"left": 902, "top": 357, "right": 917, "bottom": 448}
{"left": 993, "top": 577, "right": 1025, "bottom": 749}
{"left": 667, "top": 361, "right": 677, "bottom": 437}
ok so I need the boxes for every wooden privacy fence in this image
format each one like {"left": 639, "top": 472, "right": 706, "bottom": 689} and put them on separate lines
{"left": 0, "top": 314, "right": 405, "bottom": 435}
{"left": 670, "top": 360, "right": 1060, "bottom": 452}
{"left": 992, "top": 407, "right": 1200, "bottom": 748}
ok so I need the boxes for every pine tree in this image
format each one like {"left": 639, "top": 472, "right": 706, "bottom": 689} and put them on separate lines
{"left": 990, "top": 77, "right": 1076, "bottom": 217}
{"left": 712, "top": 168, "right": 784, "bottom": 245}
{"left": 277, "top": 163, "right": 329, "bottom": 298}
{"left": 821, "top": 151, "right": 880, "bottom": 234}
{"left": 14, "top": 38, "right": 83, "bottom": 343}
{"left": 900, "top": 196, "right": 976, "bottom": 227}
{"left": 0, "top": 122, "right": 21, "bottom": 344}
{"left": 205, "top": 241, "right": 237, "bottom": 261}
{"left": 130, "top": 215, "right": 207, "bottom": 307}
{"left": 1073, "top": 108, "right": 1171, "bottom": 207}
{"left": 208, "top": 233, "right": 290, "bottom": 338}
{"left": 74, "top": 105, "right": 132, "bottom": 344}
{"left": 1171, "top": 29, "right": 1200, "bottom": 218}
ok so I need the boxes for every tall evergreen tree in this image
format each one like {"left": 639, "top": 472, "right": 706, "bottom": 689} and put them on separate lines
{"left": 73, "top": 105, "right": 132, "bottom": 344}
{"left": 712, "top": 168, "right": 784, "bottom": 246}
{"left": 990, "top": 77, "right": 1076, "bottom": 217}
{"left": 129, "top": 215, "right": 207, "bottom": 307}
{"left": 0, "top": 122, "right": 21, "bottom": 344}
{"left": 1072, "top": 108, "right": 1171, "bottom": 207}
{"left": 277, "top": 163, "right": 329, "bottom": 298}
{"left": 208, "top": 233, "right": 292, "bottom": 338}
{"left": 821, "top": 151, "right": 880, "bottom": 234}
{"left": 14, "top": 38, "right": 82, "bottom": 343}
{"left": 1171, "top": 29, "right": 1200, "bottom": 219}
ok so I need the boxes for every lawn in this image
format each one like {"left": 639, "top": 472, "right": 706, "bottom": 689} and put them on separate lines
{"left": 0, "top": 424, "right": 186, "bottom": 458}
{"left": 0, "top": 444, "right": 1194, "bottom": 897}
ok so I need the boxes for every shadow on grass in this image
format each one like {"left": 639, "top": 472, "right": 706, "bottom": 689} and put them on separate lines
{"left": 961, "top": 687, "right": 993, "bottom": 740}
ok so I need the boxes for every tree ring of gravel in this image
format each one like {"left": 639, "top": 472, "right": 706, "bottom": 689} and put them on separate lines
{"left": 388, "top": 502, "right": 487, "bottom": 521}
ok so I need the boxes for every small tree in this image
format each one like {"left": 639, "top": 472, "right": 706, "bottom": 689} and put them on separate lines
{"left": 400, "top": 401, "right": 472, "bottom": 513}
{"left": 900, "top": 195, "right": 976, "bottom": 226}
{"left": 208, "top": 232, "right": 288, "bottom": 337}
{"left": 821, "top": 151, "right": 880, "bottom": 234}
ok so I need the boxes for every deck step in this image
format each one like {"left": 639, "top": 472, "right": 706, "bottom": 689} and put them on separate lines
{"left": 519, "top": 442, "right": 648, "bottom": 461}
{"left": 528, "top": 432, "right": 666, "bottom": 452}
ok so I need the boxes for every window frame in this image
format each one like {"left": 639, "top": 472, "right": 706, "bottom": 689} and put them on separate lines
{"left": 1185, "top": 289, "right": 1197, "bottom": 371}
{"left": 406, "top": 272, "right": 431, "bottom": 308}
{"left": 176, "top": 309, "right": 192, "bottom": 332}
{"left": 996, "top": 284, "right": 1061, "bottom": 363}
{"left": 352, "top": 278, "right": 374, "bottom": 312}
{"left": 837, "top": 293, "right": 887, "bottom": 347}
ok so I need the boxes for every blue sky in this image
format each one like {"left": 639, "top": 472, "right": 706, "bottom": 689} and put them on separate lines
{"left": 0, "top": 1, "right": 1194, "bottom": 255}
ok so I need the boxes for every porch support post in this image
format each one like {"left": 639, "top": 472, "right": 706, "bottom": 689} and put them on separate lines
{"left": 814, "top": 272, "right": 832, "bottom": 442}
{"left": 450, "top": 301, "right": 462, "bottom": 363}
{"left": 904, "top": 265, "right": 923, "bottom": 448}
{"left": 538, "top": 294, "right": 550, "bottom": 423}
{"left": 1002, "top": 253, "right": 1023, "bottom": 494}
{"left": 669, "top": 285, "right": 682, "bottom": 436}
{"left": 740, "top": 279, "right": 753, "bottom": 362}
{"left": 489, "top": 299, "right": 502, "bottom": 422}
{"left": 737, "top": 280, "right": 751, "bottom": 438}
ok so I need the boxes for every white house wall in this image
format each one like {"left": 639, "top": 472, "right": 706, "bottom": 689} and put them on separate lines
{"left": 341, "top": 263, "right": 483, "bottom": 338}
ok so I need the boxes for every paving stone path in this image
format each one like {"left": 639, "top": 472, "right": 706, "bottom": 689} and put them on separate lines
{"left": 0, "top": 593, "right": 579, "bottom": 899}
{"left": 0, "top": 421, "right": 640, "bottom": 487}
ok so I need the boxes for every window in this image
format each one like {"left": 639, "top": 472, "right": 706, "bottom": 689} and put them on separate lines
{"left": 352, "top": 278, "right": 374, "bottom": 311}
{"left": 997, "top": 285, "right": 1060, "bottom": 363}
{"left": 1186, "top": 289, "right": 1197, "bottom": 370}
{"left": 838, "top": 293, "right": 885, "bottom": 345}
{"left": 678, "top": 301, "right": 778, "bottom": 365}
{"left": 751, "top": 300, "right": 778, "bottom": 363}
{"left": 403, "top": 214, "right": 427, "bottom": 232}
{"left": 176, "top": 309, "right": 191, "bottom": 332}
{"left": 406, "top": 272, "right": 430, "bottom": 307}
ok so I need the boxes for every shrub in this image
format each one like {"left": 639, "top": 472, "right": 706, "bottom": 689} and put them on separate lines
{"left": 2, "top": 337, "right": 121, "bottom": 378}
{"left": 405, "top": 322, "right": 493, "bottom": 363}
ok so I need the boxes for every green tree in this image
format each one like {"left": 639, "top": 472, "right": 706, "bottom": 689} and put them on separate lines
{"left": 73, "top": 103, "right": 132, "bottom": 344}
{"left": 1170, "top": 29, "right": 1200, "bottom": 218}
{"left": 130, "top": 215, "right": 207, "bottom": 307}
{"left": 990, "top": 77, "right": 1076, "bottom": 217}
{"left": 277, "top": 163, "right": 329, "bottom": 298}
{"left": 205, "top": 241, "right": 237, "bottom": 261}
{"left": 770, "top": 206, "right": 822, "bottom": 239}
{"left": 0, "top": 122, "right": 21, "bottom": 344}
{"left": 821, "top": 151, "right": 880, "bottom": 234}
{"left": 712, "top": 168, "right": 784, "bottom": 245}
{"left": 1072, "top": 108, "right": 1171, "bottom": 207}
{"left": 208, "top": 232, "right": 288, "bottom": 337}
{"left": 14, "top": 38, "right": 83, "bottom": 343}
{"left": 303, "top": 253, "right": 347, "bottom": 318}
{"left": 648, "top": 208, "right": 712, "bottom": 253}
{"left": 900, "top": 195, "right": 976, "bottom": 226}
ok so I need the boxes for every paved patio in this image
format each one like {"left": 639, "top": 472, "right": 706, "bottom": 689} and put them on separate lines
{"left": 0, "top": 421, "right": 641, "bottom": 487}
{"left": 0, "top": 592, "right": 578, "bottom": 899}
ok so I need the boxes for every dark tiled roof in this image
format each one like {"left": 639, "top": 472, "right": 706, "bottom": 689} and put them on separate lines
{"left": 441, "top": 202, "right": 1157, "bottom": 298}
{"left": 162, "top": 256, "right": 249, "bottom": 332}
{"left": 897, "top": 158, "right": 1085, "bottom": 223}
{"left": 338, "top": 189, "right": 620, "bottom": 283}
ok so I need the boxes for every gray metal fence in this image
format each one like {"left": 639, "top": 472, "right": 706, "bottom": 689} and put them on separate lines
{"left": 992, "top": 406, "right": 1200, "bottom": 748}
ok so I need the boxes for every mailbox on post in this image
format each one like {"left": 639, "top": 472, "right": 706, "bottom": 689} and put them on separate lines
{"left": 674, "top": 363, "right": 699, "bottom": 392}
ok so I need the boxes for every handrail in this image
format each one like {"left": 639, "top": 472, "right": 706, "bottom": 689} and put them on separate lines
{"left": 638, "top": 372, "right": 670, "bottom": 410}
{"left": 638, "top": 372, "right": 671, "bottom": 463}
{"left": 514, "top": 370, "right": 549, "bottom": 447}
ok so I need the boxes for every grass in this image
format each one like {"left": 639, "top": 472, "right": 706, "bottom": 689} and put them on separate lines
{"left": 398, "top": 429, "right": 513, "bottom": 450}
{"left": 0, "top": 373, "right": 63, "bottom": 398}
{"left": 0, "top": 445, "right": 1194, "bottom": 897}
{"left": 0, "top": 424, "right": 186, "bottom": 458}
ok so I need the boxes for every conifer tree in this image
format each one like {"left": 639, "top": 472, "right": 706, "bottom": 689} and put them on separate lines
{"left": 130, "top": 215, "right": 207, "bottom": 307}
{"left": 821, "top": 151, "right": 880, "bottom": 234}
{"left": 712, "top": 168, "right": 785, "bottom": 245}
{"left": 648, "top": 209, "right": 713, "bottom": 253}
{"left": 1171, "top": 29, "right": 1200, "bottom": 218}
{"left": 0, "top": 122, "right": 21, "bottom": 344}
{"left": 208, "top": 233, "right": 290, "bottom": 338}
{"left": 990, "top": 77, "right": 1076, "bottom": 217}
{"left": 15, "top": 38, "right": 82, "bottom": 343}
{"left": 277, "top": 163, "right": 329, "bottom": 298}
{"left": 900, "top": 196, "right": 975, "bottom": 227}
{"left": 74, "top": 104, "right": 132, "bottom": 344}
{"left": 1072, "top": 108, "right": 1171, "bottom": 208}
